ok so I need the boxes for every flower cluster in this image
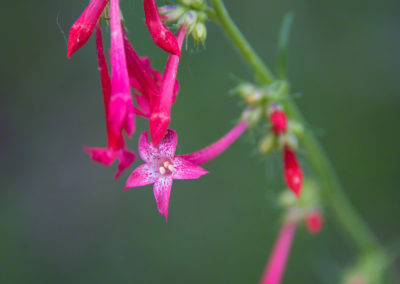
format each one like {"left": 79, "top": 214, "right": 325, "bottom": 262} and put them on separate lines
{"left": 67, "top": 0, "right": 248, "bottom": 220}
{"left": 235, "top": 81, "right": 304, "bottom": 198}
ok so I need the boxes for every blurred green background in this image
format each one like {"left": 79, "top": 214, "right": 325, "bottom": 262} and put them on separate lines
{"left": 1, "top": 0, "right": 399, "bottom": 283}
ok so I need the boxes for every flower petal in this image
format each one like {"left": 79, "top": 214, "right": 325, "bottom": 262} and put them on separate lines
{"left": 84, "top": 147, "right": 114, "bottom": 166}
{"left": 153, "top": 176, "right": 173, "bottom": 221}
{"left": 125, "top": 164, "right": 157, "bottom": 189}
{"left": 172, "top": 157, "right": 208, "bottom": 180}
{"left": 115, "top": 150, "right": 136, "bottom": 179}
{"left": 138, "top": 131, "right": 159, "bottom": 162}
{"left": 158, "top": 129, "right": 177, "bottom": 158}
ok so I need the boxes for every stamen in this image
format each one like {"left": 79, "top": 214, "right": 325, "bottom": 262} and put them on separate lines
{"left": 163, "top": 161, "right": 170, "bottom": 168}
{"left": 168, "top": 165, "right": 174, "bottom": 172}
{"left": 159, "top": 167, "right": 166, "bottom": 175}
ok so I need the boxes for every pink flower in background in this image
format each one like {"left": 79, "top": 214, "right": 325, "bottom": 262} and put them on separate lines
{"left": 283, "top": 145, "right": 303, "bottom": 198}
{"left": 305, "top": 210, "right": 324, "bottom": 235}
{"left": 125, "top": 129, "right": 208, "bottom": 220}
{"left": 260, "top": 220, "right": 298, "bottom": 284}
{"left": 143, "top": 0, "right": 181, "bottom": 55}
{"left": 85, "top": 24, "right": 135, "bottom": 179}
{"left": 149, "top": 25, "right": 187, "bottom": 146}
{"left": 67, "top": 0, "right": 109, "bottom": 58}
{"left": 108, "top": 0, "right": 136, "bottom": 137}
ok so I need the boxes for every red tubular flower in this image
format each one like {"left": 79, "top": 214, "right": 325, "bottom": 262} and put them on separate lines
{"left": 305, "top": 210, "right": 324, "bottom": 234}
{"left": 108, "top": 0, "right": 136, "bottom": 137}
{"left": 123, "top": 33, "right": 180, "bottom": 118}
{"left": 143, "top": 0, "right": 180, "bottom": 55}
{"left": 283, "top": 145, "right": 303, "bottom": 198}
{"left": 270, "top": 109, "right": 288, "bottom": 135}
{"left": 84, "top": 24, "right": 135, "bottom": 179}
{"left": 67, "top": 0, "right": 109, "bottom": 58}
{"left": 149, "top": 25, "right": 186, "bottom": 146}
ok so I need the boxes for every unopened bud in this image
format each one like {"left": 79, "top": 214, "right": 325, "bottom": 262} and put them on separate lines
{"left": 159, "top": 6, "right": 186, "bottom": 23}
{"left": 283, "top": 145, "right": 303, "bottom": 198}
{"left": 180, "top": 0, "right": 205, "bottom": 9}
{"left": 259, "top": 134, "right": 276, "bottom": 154}
{"left": 178, "top": 11, "right": 197, "bottom": 32}
{"left": 270, "top": 109, "right": 288, "bottom": 135}
{"left": 234, "top": 83, "right": 263, "bottom": 105}
{"left": 242, "top": 107, "right": 262, "bottom": 126}
{"left": 304, "top": 210, "right": 323, "bottom": 234}
{"left": 278, "top": 190, "right": 298, "bottom": 209}
{"left": 288, "top": 120, "right": 303, "bottom": 136}
{"left": 191, "top": 22, "right": 207, "bottom": 43}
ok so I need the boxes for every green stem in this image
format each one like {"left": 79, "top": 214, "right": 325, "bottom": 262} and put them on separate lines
{"left": 210, "top": 0, "right": 384, "bottom": 258}
{"left": 210, "top": 0, "right": 275, "bottom": 84}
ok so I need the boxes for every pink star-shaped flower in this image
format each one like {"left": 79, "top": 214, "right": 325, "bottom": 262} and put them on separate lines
{"left": 124, "top": 129, "right": 208, "bottom": 220}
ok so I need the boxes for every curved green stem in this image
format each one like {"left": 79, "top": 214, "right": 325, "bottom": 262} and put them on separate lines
{"left": 210, "top": 0, "right": 385, "bottom": 261}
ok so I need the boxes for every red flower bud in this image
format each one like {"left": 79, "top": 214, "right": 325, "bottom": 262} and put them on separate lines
{"left": 270, "top": 109, "right": 288, "bottom": 135}
{"left": 305, "top": 210, "right": 323, "bottom": 234}
{"left": 283, "top": 145, "right": 303, "bottom": 197}
{"left": 144, "top": 0, "right": 181, "bottom": 55}
{"left": 67, "top": 0, "right": 109, "bottom": 58}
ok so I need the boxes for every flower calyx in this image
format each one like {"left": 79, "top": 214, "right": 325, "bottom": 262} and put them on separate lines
{"left": 159, "top": 4, "right": 208, "bottom": 44}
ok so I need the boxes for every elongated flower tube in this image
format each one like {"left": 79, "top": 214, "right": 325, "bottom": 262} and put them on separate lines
{"left": 143, "top": 0, "right": 180, "bottom": 55}
{"left": 85, "top": 24, "right": 136, "bottom": 179}
{"left": 108, "top": 0, "right": 135, "bottom": 136}
{"left": 67, "top": 0, "right": 109, "bottom": 58}
{"left": 125, "top": 130, "right": 208, "bottom": 220}
{"left": 260, "top": 220, "right": 298, "bottom": 284}
{"left": 149, "top": 25, "right": 186, "bottom": 146}
{"left": 181, "top": 120, "right": 249, "bottom": 165}
{"left": 283, "top": 145, "right": 303, "bottom": 198}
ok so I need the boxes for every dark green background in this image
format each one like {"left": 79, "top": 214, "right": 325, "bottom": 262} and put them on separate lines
{"left": 1, "top": 0, "right": 399, "bottom": 283}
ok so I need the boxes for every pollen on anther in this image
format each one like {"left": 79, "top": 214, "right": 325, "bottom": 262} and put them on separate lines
{"left": 168, "top": 165, "right": 174, "bottom": 172}
{"left": 163, "top": 161, "right": 170, "bottom": 168}
{"left": 159, "top": 167, "right": 166, "bottom": 175}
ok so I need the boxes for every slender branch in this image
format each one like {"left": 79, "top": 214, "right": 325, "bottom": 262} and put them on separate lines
{"left": 210, "top": 0, "right": 275, "bottom": 84}
{"left": 210, "top": 0, "right": 384, "bottom": 258}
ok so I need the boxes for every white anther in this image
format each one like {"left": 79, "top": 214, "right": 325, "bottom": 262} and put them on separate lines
{"left": 163, "top": 161, "right": 170, "bottom": 168}
{"left": 168, "top": 165, "right": 174, "bottom": 172}
{"left": 159, "top": 167, "right": 166, "bottom": 175}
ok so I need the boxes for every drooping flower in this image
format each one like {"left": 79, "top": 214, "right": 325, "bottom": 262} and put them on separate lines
{"left": 283, "top": 145, "right": 303, "bottom": 198}
{"left": 143, "top": 0, "right": 181, "bottom": 55}
{"left": 108, "top": 0, "right": 136, "bottom": 137}
{"left": 270, "top": 108, "right": 288, "bottom": 135}
{"left": 123, "top": 33, "right": 180, "bottom": 118}
{"left": 125, "top": 129, "right": 208, "bottom": 220}
{"left": 304, "top": 210, "right": 323, "bottom": 234}
{"left": 181, "top": 121, "right": 249, "bottom": 165}
{"left": 260, "top": 220, "right": 298, "bottom": 284}
{"left": 149, "top": 25, "right": 187, "bottom": 146}
{"left": 67, "top": 0, "right": 109, "bottom": 58}
{"left": 85, "top": 24, "right": 135, "bottom": 179}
